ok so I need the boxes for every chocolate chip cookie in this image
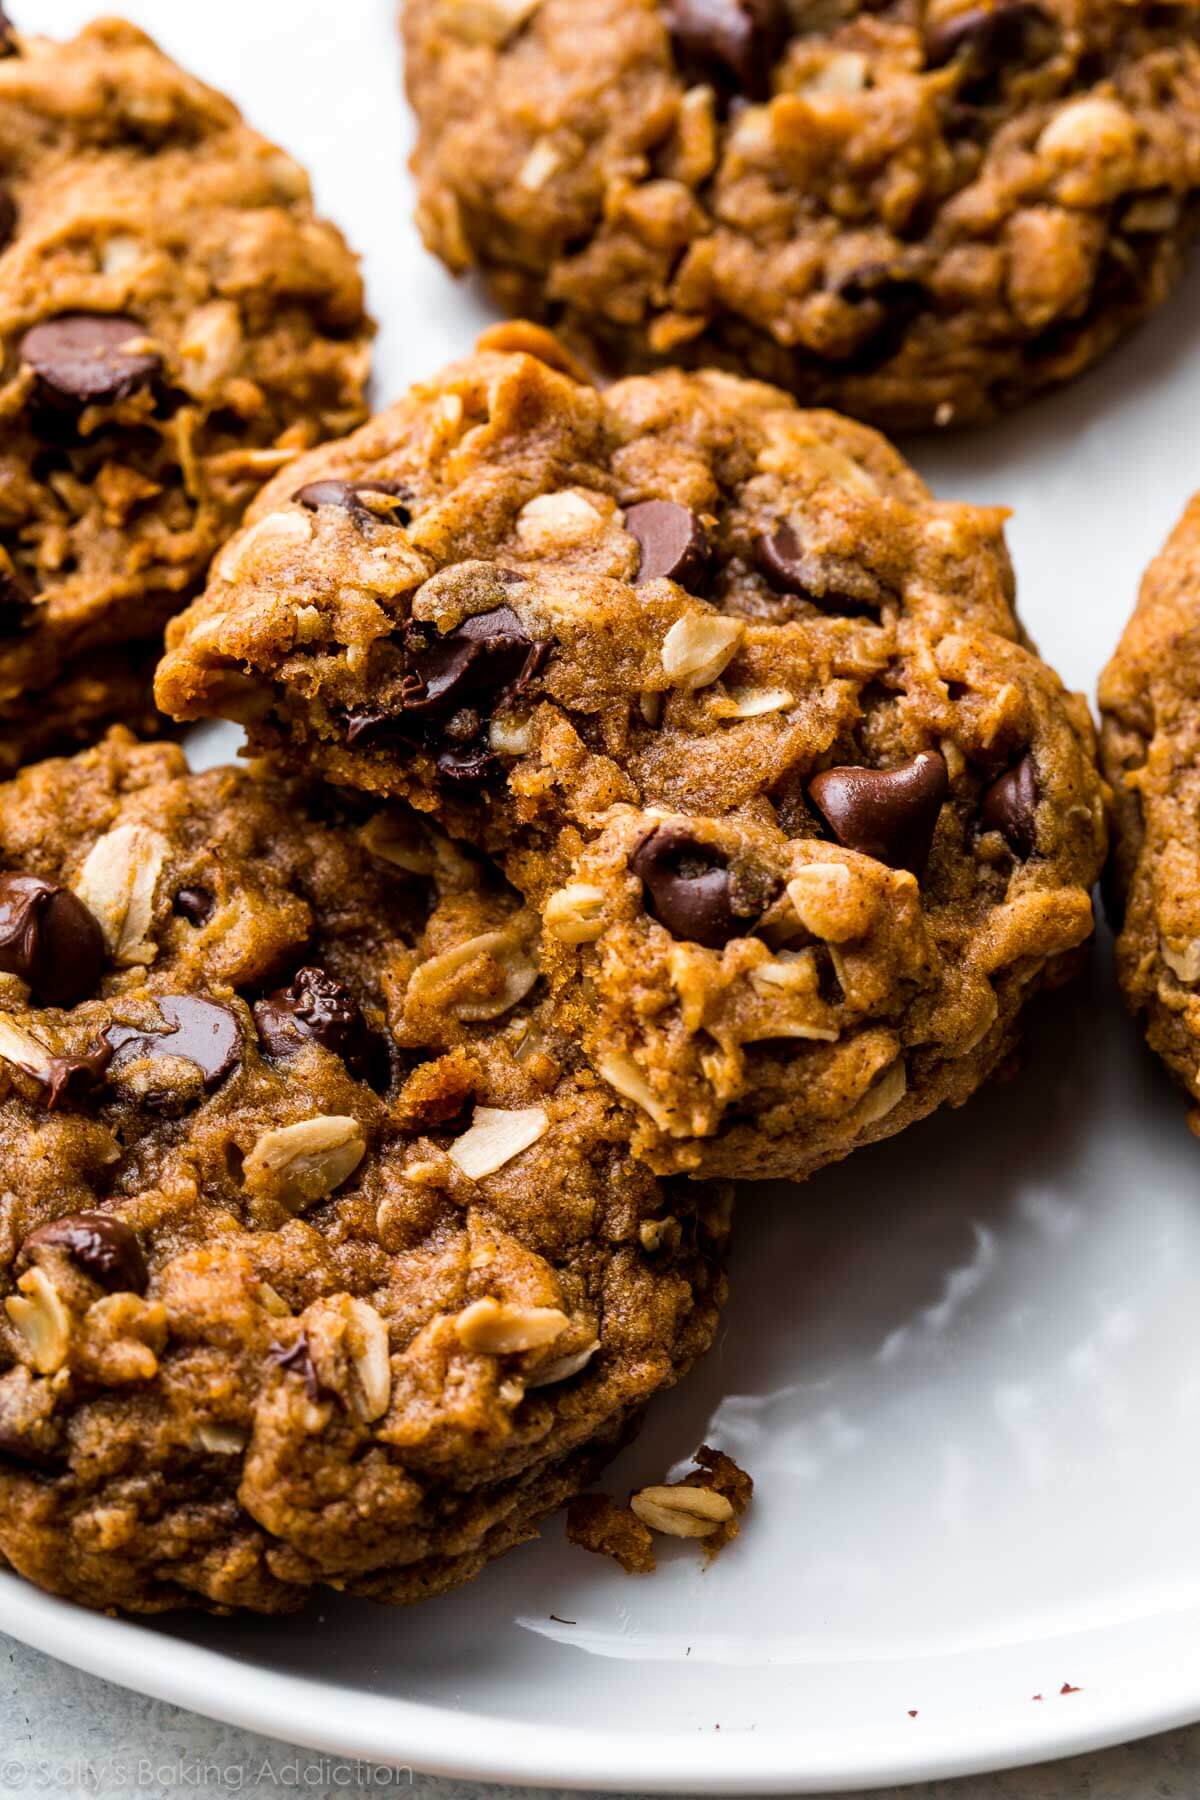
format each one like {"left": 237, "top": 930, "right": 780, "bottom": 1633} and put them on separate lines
{"left": 1099, "top": 497, "right": 1200, "bottom": 1122}
{"left": 403, "top": 0, "right": 1200, "bottom": 429}
{"left": 0, "top": 730, "right": 727, "bottom": 1615}
{"left": 0, "top": 14, "right": 371, "bottom": 770}
{"left": 157, "top": 332, "right": 1106, "bottom": 1179}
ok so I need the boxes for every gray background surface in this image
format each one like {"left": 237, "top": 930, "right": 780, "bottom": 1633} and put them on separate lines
{"left": 2, "top": 1635, "right": 1200, "bottom": 1800}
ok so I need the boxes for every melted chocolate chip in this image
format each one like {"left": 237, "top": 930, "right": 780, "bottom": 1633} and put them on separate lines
{"left": 174, "top": 886, "right": 214, "bottom": 926}
{"left": 436, "top": 742, "right": 499, "bottom": 785}
{"left": 41, "top": 1043, "right": 114, "bottom": 1111}
{"left": 105, "top": 995, "right": 242, "bottom": 1089}
{"left": 24, "top": 1211, "right": 147, "bottom": 1294}
{"left": 269, "top": 1334, "right": 326, "bottom": 1402}
{"left": 982, "top": 752, "right": 1039, "bottom": 858}
{"left": 757, "top": 521, "right": 891, "bottom": 614}
{"left": 3, "top": 1035, "right": 112, "bottom": 1110}
{"left": 402, "top": 606, "right": 549, "bottom": 716}
{"left": 20, "top": 313, "right": 161, "bottom": 409}
{"left": 0, "top": 183, "right": 16, "bottom": 254}
{"left": 344, "top": 709, "right": 419, "bottom": 751}
{"left": 630, "top": 826, "right": 747, "bottom": 948}
{"left": 293, "top": 478, "right": 412, "bottom": 528}
{"left": 665, "top": 0, "right": 787, "bottom": 100}
{"left": 0, "top": 872, "right": 106, "bottom": 1006}
{"left": 809, "top": 750, "right": 948, "bottom": 876}
{"left": 925, "top": 2, "right": 1049, "bottom": 83}
{"left": 254, "top": 967, "right": 371, "bottom": 1076}
{"left": 345, "top": 606, "right": 548, "bottom": 773}
{"left": 626, "top": 501, "right": 710, "bottom": 590}
{"left": 0, "top": 4, "right": 15, "bottom": 56}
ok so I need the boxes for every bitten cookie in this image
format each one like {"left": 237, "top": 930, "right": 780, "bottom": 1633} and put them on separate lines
{"left": 403, "top": 0, "right": 1200, "bottom": 429}
{"left": 0, "top": 13, "right": 371, "bottom": 769}
{"left": 157, "top": 333, "right": 1106, "bottom": 1179}
{"left": 1099, "top": 496, "right": 1200, "bottom": 1122}
{"left": 0, "top": 731, "right": 727, "bottom": 1615}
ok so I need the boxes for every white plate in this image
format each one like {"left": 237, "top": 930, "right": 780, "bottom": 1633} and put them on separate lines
{"left": 10, "top": 2, "right": 1200, "bottom": 1791}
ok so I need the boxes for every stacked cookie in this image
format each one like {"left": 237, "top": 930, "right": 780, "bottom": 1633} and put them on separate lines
{"left": 10, "top": 4, "right": 1187, "bottom": 1623}
{"left": 157, "top": 326, "right": 1107, "bottom": 1182}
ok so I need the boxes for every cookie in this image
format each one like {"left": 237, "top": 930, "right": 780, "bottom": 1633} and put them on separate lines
{"left": 156, "top": 333, "right": 1106, "bottom": 1178}
{"left": 1099, "top": 496, "right": 1200, "bottom": 1120}
{"left": 0, "top": 643, "right": 164, "bottom": 778}
{"left": 0, "top": 730, "right": 727, "bottom": 1615}
{"left": 0, "top": 15, "right": 371, "bottom": 768}
{"left": 402, "top": 0, "right": 1200, "bottom": 429}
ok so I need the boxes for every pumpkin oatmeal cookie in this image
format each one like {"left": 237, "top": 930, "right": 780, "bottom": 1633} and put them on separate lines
{"left": 0, "top": 13, "right": 371, "bottom": 768}
{"left": 402, "top": 0, "right": 1200, "bottom": 429}
{"left": 0, "top": 729, "right": 727, "bottom": 1615}
{"left": 156, "top": 332, "right": 1106, "bottom": 1179}
{"left": 1100, "top": 496, "right": 1200, "bottom": 1123}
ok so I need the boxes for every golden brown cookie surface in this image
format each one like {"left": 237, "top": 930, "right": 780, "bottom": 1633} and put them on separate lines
{"left": 402, "top": 0, "right": 1200, "bottom": 429}
{"left": 0, "top": 731, "right": 726, "bottom": 1615}
{"left": 0, "top": 16, "right": 371, "bottom": 766}
{"left": 157, "top": 336, "right": 1106, "bottom": 1179}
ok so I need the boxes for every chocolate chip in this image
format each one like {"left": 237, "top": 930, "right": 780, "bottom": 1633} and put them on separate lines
{"left": 42, "top": 1043, "right": 114, "bottom": 1111}
{"left": 925, "top": 2, "right": 1050, "bottom": 83}
{"left": 630, "top": 825, "right": 747, "bottom": 948}
{"left": 269, "top": 1334, "right": 326, "bottom": 1402}
{"left": 3, "top": 1035, "right": 112, "bottom": 1112}
{"left": 344, "top": 709, "right": 418, "bottom": 751}
{"left": 104, "top": 995, "right": 242, "bottom": 1089}
{"left": 0, "top": 183, "right": 16, "bottom": 254}
{"left": 174, "top": 887, "right": 214, "bottom": 926}
{"left": 436, "top": 742, "right": 499, "bottom": 785}
{"left": 402, "top": 605, "right": 548, "bottom": 716}
{"left": 254, "top": 967, "right": 372, "bottom": 1077}
{"left": 831, "top": 264, "right": 929, "bottom": 371}
{"left": 625, "top": 501, "right": 710, "bottom": 590}
{"left": 665, "top": 0, "right": 787, "bottom": 100}
{"left": 20, "top": 314, "right": 161, "bottom": 409}
{"left": 0, "top": 872, "right": 106, "bottom": 1006}
{"left": 982, "top": 752, "right": 1039, "bottom": 858}
{"left": 809, "top": 750, "right": 948, "bottom": 876}
{"left": 0, "top": 4, "right": 16, "bottom": 57}
{"left": 837, "top": 264, "right": 926, "bottom": 308}
{"left": 757, "top": 521, "right": 891, "bottom": 614}
{"left": 24, "top": 1211, "right": 147, "bottom": 1294}
{"left": 293, "top": 478, "right": 412, "bottom": 528}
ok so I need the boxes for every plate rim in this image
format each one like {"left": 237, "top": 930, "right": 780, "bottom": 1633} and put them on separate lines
{"left": 4, "top": 1571, "right": 1199, "bottom": 1793}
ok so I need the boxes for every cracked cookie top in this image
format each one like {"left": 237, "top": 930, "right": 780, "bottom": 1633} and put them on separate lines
{"left": 157, "top": 334, "right": 1106, "bottom": 1178}
{"left": 0, "top": 730, "right": 726, "bottom": 1615}
{"left": 403, "top": 0, "right": 1200, "bottom": 428}
{"left": 0, "top": 15, "right": 371, "bottom": 749}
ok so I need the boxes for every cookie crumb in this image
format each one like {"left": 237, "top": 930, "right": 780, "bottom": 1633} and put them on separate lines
{"left": 567, "top": 1445, "right": 752, "bottom": 1574}
{"left": 673, "top": 1444, "right": 754, "bottom": 1558}
{"left": 566, "top": 1493, "right": 656, "bottom": 1574}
